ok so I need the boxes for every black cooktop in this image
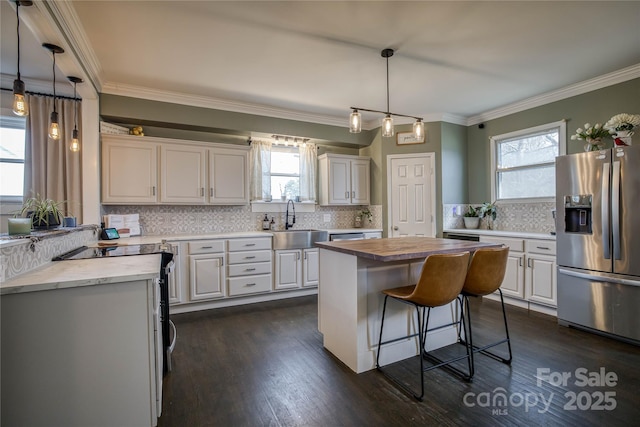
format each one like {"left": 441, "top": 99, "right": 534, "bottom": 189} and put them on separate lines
{"left": 53, "top": 243, "right": 164, "bottom": 261}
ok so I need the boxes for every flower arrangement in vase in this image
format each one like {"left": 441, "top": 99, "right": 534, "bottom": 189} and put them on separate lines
{"left": 463, "top": 206, "right": 480, "bottom": 229}
{"left": 570, "top": 123, "right": 611, "bottom": 152}
{"left": 478, "top": 202, "right": 497, "bottom": 230}
{"left": 604, "top": 113, "right": 640, "bottom": 147}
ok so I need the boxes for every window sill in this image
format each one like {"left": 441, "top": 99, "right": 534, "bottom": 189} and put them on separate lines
{"left": 251, "top": 200, "right": 316, "bottom": 213}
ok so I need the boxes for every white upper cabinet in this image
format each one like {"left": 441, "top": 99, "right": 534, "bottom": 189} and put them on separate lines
{"left": 160, "top": 145, "right": 207, "bottom": 204}
{"left": 208, "top": 148, "right": 249, "bottom": 205}
{"left": 318, "top": 154, "right": 370, "bottom": 205}
{"left": 101, "top": 134, "right": 249, "bottom": 205}
{"left": 102, "top": 135, "right": 159, "bottom": 204}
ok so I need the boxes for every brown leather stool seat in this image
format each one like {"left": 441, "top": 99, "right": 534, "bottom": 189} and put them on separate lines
{"left": 375, "top": 252, "right": 472, "bottom": 401}
{"left": 461, "top": 246, "right": 512, "bottom": 366}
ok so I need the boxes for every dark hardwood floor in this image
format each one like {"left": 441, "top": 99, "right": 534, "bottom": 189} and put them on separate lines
{"left": 158, "top": 295, "right": 639, "bottom": 427}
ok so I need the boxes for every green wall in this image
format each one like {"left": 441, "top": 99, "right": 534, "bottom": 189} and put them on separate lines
{"left": 466, "top": 78, "right": 640, "bottom": 203}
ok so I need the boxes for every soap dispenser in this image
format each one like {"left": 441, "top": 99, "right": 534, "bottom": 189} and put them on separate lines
{"left": 270, "top": 217, "right": 276, "bottom": 231}
{"left": 262, "top": 214, "right": 270, "bottom": 230}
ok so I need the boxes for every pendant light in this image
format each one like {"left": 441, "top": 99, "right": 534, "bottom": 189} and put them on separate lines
{"left": 349, "top": 48, "right": 424, "bottom": 139}
{"left": 12, "top": 1, "right": 33, "bottom": 116}
{"left": 67, "top": 76, "right": 82, "bottom": 152}
{"left": 43, "top": 43, "right": 64, "bottom": 140}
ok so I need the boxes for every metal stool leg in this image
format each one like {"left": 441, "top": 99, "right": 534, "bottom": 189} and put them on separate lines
{"left": 463, "top": 290, "right": 512, "bottom": 365}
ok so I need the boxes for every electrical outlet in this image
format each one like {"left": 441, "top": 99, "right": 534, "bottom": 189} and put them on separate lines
{"left": 453, "top": 206, "right": 461, "bottom": 216}
{"left": 323, "top": 214, "right": 331, "bottom": 223}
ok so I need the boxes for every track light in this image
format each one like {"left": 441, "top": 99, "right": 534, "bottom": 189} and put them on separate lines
{"left": 12, "top": 1, "right": 33, "bottom": 116}
{"left": 349, "top": 48, "right": 424, "bottom": 139}
{"left": 43, "top": 43, "right": 64, "bottom": 140}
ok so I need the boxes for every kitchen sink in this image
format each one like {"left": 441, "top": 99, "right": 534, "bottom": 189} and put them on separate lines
{"left": 271, "top": 229, "right": 328, "bottom": 250}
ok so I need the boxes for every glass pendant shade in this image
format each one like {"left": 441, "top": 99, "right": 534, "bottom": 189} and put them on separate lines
{"left": 70, "top": 129, "right": 80, "bottom": 152}
{"left": 49, "top": 111, "right": 60, "bottom": 140}
{"left": 413, "top": 119, "right": 424, "bottom": 140}
{"left": 12, "top": 79, "right": 28, "bottom": 116}
{"left": 349, "top": 110, "right": 361, "bottom": 133}
{"left": 382, "top": 115, "right": 394, "bottom": 137}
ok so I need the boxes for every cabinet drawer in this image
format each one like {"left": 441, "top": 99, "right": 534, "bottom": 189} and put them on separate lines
{"left": 227, "top": 250, "right": 272, "bottom": 265}
{"left": 188, "top": 240, "right": 225, "bottom": 254}
{"left": 228, "top": 275, "right": 272, "bottom": 296}
{"left": 480, "top": 236, "right": 524, "bottom": 252}
{"left": 227, "top": 238, "right": 271, "bottom": 252}
{"left": 526, "top": 239, "right": 557, "bottom": 256}
{"left": 228, "top": 261, "right": 272, "bottom": 277}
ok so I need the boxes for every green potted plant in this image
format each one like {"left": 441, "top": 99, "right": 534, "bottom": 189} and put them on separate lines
{"left": 19, "top": 193, "right": 65, "bottom": 229}
{"left": 355, "top": 207, "right": 372, "bottom": 228}
{"left": 478, "top": 202, "right": 497, "bottom": 230}
{"left": 463, "top": 206, "right": 480, "bottom": 229}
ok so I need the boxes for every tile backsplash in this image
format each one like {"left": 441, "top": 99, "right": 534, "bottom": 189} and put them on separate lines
{"left": 102, "top": 204, "right": 383, "bottom": 235}
{"left": 443, "top": 202, "right": 555, "bottom": 234}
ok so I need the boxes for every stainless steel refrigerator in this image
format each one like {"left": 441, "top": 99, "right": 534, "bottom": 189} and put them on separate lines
{"left": 556, "top": 144, "right": 640, "bottom": 344}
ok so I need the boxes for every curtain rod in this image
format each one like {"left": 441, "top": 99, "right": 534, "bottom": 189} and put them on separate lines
{"left": 1, "top": 87, "right": 81, "bottom": 101}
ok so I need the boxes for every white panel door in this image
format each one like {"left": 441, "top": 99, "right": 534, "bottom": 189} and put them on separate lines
{"left": 189, "top": 255, "right": 225, "bottom": 300}
{"left": 387, "top": 154, "right": 435, "bottom": 237}
{"left": 209, "top": 148, "right": 249, "bottom": 204}
{"left": 501, "top": 253, "right": 526, "bottom": 299}
{"left": 526, "top": 254, "right": 557, "bottom": 306}
{"left": 160, "top": 145, "right": 207, "bottom": 203}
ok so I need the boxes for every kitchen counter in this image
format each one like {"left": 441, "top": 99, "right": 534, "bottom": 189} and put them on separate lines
{"left": 443, "top": 228, "right": 556, "bottom": 240}
{"left": 316, "top": 236, "right": 499, "bottom": 262}
{"left": 322, "top": 228, "right": 383, "bottom": 234}
{"left": 0, "top": 254, "right": 161, "bottom": 295}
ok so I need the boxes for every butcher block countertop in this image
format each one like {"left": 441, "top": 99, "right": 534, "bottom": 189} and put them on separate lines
{"left": 315, "top": 237, "right": 501, "bottom": 262}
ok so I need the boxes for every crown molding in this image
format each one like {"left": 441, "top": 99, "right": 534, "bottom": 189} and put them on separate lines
{"left": 467, "top": 63, "right": 640, "bottom": 126}
{"left": 39, "top": 0, "right": 103, "bottom": 92}
{"left": 101, "top": 82, "right": 350, "bottom": 128}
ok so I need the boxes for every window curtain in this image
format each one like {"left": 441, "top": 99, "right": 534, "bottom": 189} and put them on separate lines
{"left": 24, "top": 94, "right": 83, "bottom": 222}
{"left": 249, "top": 139, "right": 272, "bottom": 201}
{"left": 299, "top": 143, "right": 317, "bottom": 202}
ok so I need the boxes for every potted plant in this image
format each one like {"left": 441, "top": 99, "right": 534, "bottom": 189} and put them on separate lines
{"left": 19, "top": 193, "right": 64, "bottom": 229}
{"left": 355, "top": 207, "right": 373, "bottom": 228}
{"left": 463, "top": 206, "right": 480, "bottom": 229}
{"left": 479, "top": 202, "right": 498, "bottom": 230}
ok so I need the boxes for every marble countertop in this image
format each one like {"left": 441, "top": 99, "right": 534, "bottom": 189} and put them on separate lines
{"left": 0, "top": 254, "right": 161, "bottom": 295}
{"left": 316, "top": 237, "right": 500, "bottom": 262}
{"left": 443, "top": 228, "right": 556, "bottom": 240}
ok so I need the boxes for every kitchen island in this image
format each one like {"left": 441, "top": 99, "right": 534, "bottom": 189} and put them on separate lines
{"left": 315, "top": 237, "right": 500, "bottom": 373}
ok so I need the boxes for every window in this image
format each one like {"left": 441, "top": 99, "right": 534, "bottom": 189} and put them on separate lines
{"left": 491, "top": 120, "right": 566, "bottom": 201}
{"left": 0, "top": 116, "right": 26, "bottom": 200}
{"left": 270, "top": 146, "right": 300, "bottom": 199}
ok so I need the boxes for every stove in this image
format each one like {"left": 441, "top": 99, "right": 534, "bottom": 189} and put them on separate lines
{"left": 53, "top": 243, "right": 164, "bottom": 261}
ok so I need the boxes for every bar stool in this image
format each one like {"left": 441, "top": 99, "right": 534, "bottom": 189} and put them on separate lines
{"left": 376, "top": 252, "right": 472, "bottom": 401}
{"left": 460, "top": 246, "right": 512, "bottom": 365}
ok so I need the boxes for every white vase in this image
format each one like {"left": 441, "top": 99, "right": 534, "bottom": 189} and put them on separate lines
{"left": 463, "top": 217, "right": 480, "bottom": 229}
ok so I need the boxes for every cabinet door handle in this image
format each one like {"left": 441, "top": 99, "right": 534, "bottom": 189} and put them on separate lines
{"left": 245, "top": 268, "right": 256, "bottom": 272}
{"left": 245, "top": 243, "right": 256, "bottom": 247}
{"left": 201, "top": 187, "right": 204, "bottom": 196}
{"left": 297, "top": 252, "right": 300, "bottom": 260}
{"left": 345, "top": 191, "right": 349, "bottom": 199}
{"left": 152, "top": 186, "right": 156, "bottom": 196}
{"left": 201, "top": 246, "right": 213, "bottom": 249}
{"left": 528, "top": 258, "right": 532, "bottom": 268}
{"left": 519, "top": 257, "right": 523, "bottom": 267}
{"left": 244, "top": 256, "right": 256, "bottom": 259}
{"left": 210, "top": 188, "right": 213, "bottom": 197}
{"left": 352, "top": 191, "right": 355, "bottom": 198}
{"left": 246, "top": 283, "right": 256, "bottom": 287}
{"left": 536, "top": 246, "right": 549, "bottom": 250}
{"left": 304, "top": 252, "right": 307, "bottom": 260}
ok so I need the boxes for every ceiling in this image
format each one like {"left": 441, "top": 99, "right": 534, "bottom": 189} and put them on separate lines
{"left": 2, "top": 1, "right": 640, "bottom": 128}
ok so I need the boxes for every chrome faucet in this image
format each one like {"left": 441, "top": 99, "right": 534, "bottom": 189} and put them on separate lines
{"left": 285, "top": 199, "right": 296, "bottom": 230}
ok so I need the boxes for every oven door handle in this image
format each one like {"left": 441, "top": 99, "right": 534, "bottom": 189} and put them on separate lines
{"left": 164, "top": 260, "right": 175, "bottom": 275}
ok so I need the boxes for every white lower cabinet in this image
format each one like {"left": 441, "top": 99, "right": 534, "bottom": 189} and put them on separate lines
{"left": 275, "top": 248, "right": 319, "bottom": 290}
{"left": 226, "top": 237, "right": 272, "bottom": 296}
{"left": 479, "top": 236, "right": 557, "bottom": 311}
{"left": 188, "top": 240, "right": 226, "bottom": 301}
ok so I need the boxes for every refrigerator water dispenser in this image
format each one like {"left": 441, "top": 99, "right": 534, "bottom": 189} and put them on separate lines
{"left": 564, "top": 195, "right": 592, "bottom": 234}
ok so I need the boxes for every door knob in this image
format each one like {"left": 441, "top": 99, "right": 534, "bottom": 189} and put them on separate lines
{"left": 393, "top": 226, "right": 399, "bottom": 231}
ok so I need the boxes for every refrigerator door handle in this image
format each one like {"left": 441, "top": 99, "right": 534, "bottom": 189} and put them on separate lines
{"left": 612, "top": 160, "right": 621, "bottom": 260}
{"left": 602, "top": 162, "right": 611, "bottom": 260}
